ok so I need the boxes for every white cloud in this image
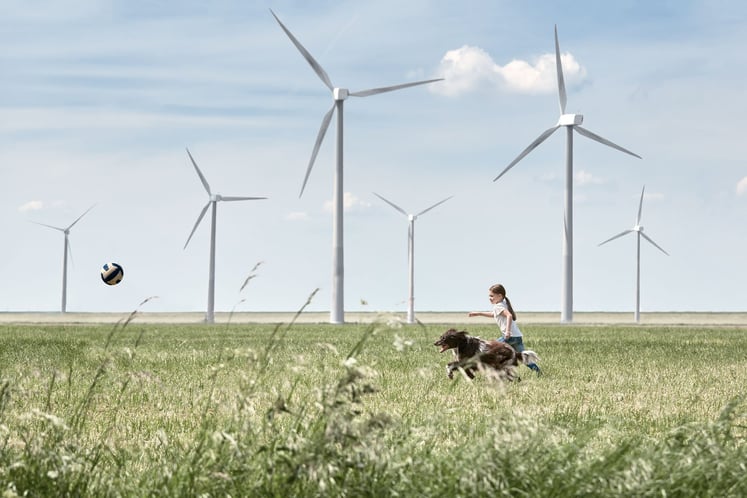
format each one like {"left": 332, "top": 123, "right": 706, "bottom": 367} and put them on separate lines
{"left": 431, "top": 45, "right": 587, "bottom": 97}
{"left": 575, "top": 170, "right": 604, "bottom": 186}
{"left": 644, "top": 191, "right": 665, "bottom": 201}
{"left": 429, "top": 46, "right": 501, "bottom": 96}
{"left": 323, "top": 192, "right": 370, "bottom": 213}
{"left": 18, "top": 200, "right": 44, "bottom": 212}
{"left": 286, "top": 211, "right": 309, "bottom": 221}
{"left": 737, "top": 176, "right": 747, "bottom": 195}
{"left": 539, "top": 172, "right": 559, "bottom": 183}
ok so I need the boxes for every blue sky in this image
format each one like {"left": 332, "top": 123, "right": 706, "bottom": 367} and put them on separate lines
{"left": 1, "top": 0, "right": 745, "bottom": 316}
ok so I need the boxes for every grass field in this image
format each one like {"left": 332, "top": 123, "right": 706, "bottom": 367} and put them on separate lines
{"left": 0, "top": 310, "right": 745, "bottom": 496}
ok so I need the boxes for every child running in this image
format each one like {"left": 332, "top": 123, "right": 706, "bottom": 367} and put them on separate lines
{"left": 468, "top": 283, "right": 541, "bottom": 375}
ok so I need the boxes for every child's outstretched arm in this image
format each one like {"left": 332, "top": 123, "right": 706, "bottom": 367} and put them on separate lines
{"left": 468, "top": 311, "right": 493, "bottom": 318}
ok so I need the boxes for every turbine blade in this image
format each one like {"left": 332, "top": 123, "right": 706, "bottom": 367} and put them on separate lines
{"left": 416, "top": 195, "right": 453, "bottom": 217}
{"left": 300, "top": 103, "right": 336, "bottom": 197}
{"left": 641, "top": 232, "right": 669, "bottom": 256}
{"left": 574, "top": 126, "right": 642, "bottom": 159}
{"left": 184, "top": 202, "right": 210, "bottom": 249}
{"left": 31, "top": 221, "right": 64, "bottom": 232}
{"left": 373, "top": 192, "right": 407, "bottom": 216}
{"left": 349, "top": 78, "right": 443, "bottom": 97}
{"left": 67, "top": 203, "right": 96, "bottom": 230}
{"left": 554, "top": 25, "right": 567, "bottom": 115}
{"left": 636, "top": 186, "right": 646, "bottom": 225}
{"left": 270, "top": 9, "right": 334, "bottom": 91}
{"left": 186, "top": 148, "right": 212, "bottom": 195}
{"left": 220, "top": 196, "right": 268, "bottom": 202}
{"left": 598, "top": 229, "right": 634, "bottom": 246}
{"left": 494, "top": 125, "right": 560, "bottom": 181}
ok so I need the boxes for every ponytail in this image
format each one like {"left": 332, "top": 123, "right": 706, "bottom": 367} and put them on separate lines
{"left": 504, "top": 296, "right": 517, "bottom": 321}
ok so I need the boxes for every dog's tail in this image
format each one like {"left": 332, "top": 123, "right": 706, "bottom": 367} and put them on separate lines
{"left": 521, "top": 350, "right": 540, "bottom": 365}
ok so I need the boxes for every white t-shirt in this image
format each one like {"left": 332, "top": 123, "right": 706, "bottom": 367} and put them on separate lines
{"left": 492, "top": 300, "right": 522, "bottom": 338}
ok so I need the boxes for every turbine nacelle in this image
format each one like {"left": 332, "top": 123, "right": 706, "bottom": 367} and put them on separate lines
{"left": 635, "top": 225, "right": 644, "bottom": 232}
{"left": 333, "top": 88, "right": 349, "bottom": 101}
{"left": 211, "top": 194, "right": 221, "bottom": 202}
{"left": 558, "top": 113, "right": 583, "bottom": 126}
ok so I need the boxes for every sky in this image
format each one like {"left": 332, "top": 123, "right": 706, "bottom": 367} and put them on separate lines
{"left": 1, "top": 0, "right": 746, "bottom": 317}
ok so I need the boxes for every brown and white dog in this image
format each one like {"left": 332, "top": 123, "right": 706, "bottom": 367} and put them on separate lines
{"left": 433, "top": 328, "right": 540, "bottom": 381}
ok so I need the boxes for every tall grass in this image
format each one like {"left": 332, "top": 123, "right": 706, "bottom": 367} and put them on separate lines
{"left": 0, "top": 309, "right": 745, "bottom": 496}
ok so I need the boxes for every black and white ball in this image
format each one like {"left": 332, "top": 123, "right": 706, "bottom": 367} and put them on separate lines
{"left": 101, "top": 262, "right": 124, "bottom": 286}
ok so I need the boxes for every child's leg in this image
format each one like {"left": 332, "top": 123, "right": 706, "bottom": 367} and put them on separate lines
{"left": 507, "top": 337, "right": 524, "bottom": 353}
{"left": 526, "top": 362, "right": 541, "bottom": 374}
{"left": 511, "top": 338, "right": 541, "bottom": 375}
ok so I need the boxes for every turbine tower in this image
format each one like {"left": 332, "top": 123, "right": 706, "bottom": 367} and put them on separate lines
{"left": 271, "top": 9, "right": 442, "bottom": 324}
{"left": 494, "top": 25, "right": 641, "bottom": 323}
{"left": 598, "top": 186, "right": 668, "bottom": 323}
{"left": 32, "top": 204, "right": 95, "bottom": 312}
{"left": 374, "top": 193, "right": 453, "bottom": 324}
{"left": 183, "top": 148, "right": 267, "bottom": 324}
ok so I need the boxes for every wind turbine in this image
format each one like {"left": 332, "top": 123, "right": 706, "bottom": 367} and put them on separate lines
{"left": 598, "top": 186, "right": 668, "bottom": 323}
{"left": 374, "top": 193, "right": 453, "bottom": 324}
{"left": 183, "top": 148, "right": 267, "bottom": 324}
{"left": 494, "top": 25, "right": 641, "bottom": 323}
{"left": 271, "top": 9, "right": 442, "bottom": 324}
{"left": 32, "top": 204, "right": 95, "bottom": 312}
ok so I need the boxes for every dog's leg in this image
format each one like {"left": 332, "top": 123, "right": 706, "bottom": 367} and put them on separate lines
{"left": 458, "top": 358, "right": 480, "bottom": 379}
{"left": 512, "top": 369, "right": 521, "bottom": 382}
{"left": 446, "top": 361, "right": 459, "bottom": 379}
{"left": 446, "top": 360, "right": 478, "bottom": 380}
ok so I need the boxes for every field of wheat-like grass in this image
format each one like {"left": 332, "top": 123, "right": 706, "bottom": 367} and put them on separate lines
{"left": 0, "top": 312, "right": 745, "bottom": 497}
